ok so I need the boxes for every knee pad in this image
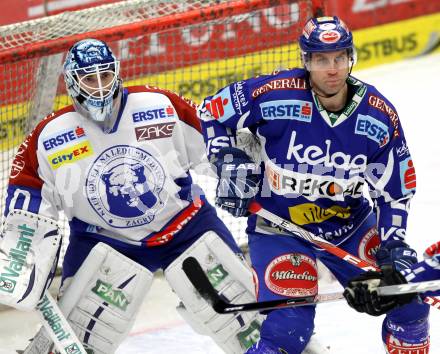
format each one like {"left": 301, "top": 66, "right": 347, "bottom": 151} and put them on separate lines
{"left": 58, "top": 242, "right": 153, "bottom": 354}
{"left": 165, "top": 231, "right": 262, "bottom": 353}
{"left": 382, "top": 301, "right": 430, "bottom": 353}
{"left": 259, "top": 307, "right": 316, "bottom": 354}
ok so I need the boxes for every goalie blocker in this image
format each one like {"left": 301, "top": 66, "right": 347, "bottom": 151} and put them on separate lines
{"left": 0, "top": 209, "right": 61, "bottom": 311}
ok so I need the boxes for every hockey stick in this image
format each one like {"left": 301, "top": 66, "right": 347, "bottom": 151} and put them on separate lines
{"left": 183, "top": 257, "right": 440, "bottom": 313}
{"left": 376, "top": 279, "right": 440, "bottom": 296}
{"left": 248, "top": 201, "right": 378, "bottom": 271}
{"left": 247, "top": 201, "right": 440, "bottom": 309}
{"left": 182, "top": 256, "right": 344, "bottom": 313}
{"left": 29, "top": 292, "right": 87, "bottom": 354}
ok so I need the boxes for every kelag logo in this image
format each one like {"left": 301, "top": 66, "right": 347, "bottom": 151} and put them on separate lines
{"left": 42, "top": 126, "right": 86, "bottom": 151}
{"left": 355, "top": 114, "right": 389, "bottom": 146}
{"left": 260, "top": 99, "right": 312, "bottom": 122}
{"left": 132, "top": 105, "right": 175, "bottom": 122}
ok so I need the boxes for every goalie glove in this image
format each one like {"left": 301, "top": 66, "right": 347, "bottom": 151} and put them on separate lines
{"left": 343, "top": 266, "right": 417, "bottom": 316}
{"left": 0, "top": 210, "right": 61, "bottom": 311}
{"left": 213, "top": 147, "right": 260, "bottom": 217}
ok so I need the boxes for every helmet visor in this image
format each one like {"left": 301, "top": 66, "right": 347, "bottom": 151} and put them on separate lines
{"left": 303, "top": 50, "right": 353, "bottom": 72}
{"left": 66, "top": 61, "right": 120, "bottom": 102}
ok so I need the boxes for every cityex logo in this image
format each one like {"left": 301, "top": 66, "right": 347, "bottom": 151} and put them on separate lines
{"left": 48, "top": 141, "right": 93, "bottom": 169}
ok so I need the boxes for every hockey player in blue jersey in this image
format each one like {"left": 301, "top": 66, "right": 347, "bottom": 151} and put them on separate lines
{"left": 197, "top": 16, "right": 430, "bottom": 353}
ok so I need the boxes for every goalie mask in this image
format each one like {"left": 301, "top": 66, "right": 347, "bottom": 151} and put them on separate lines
{"left": 299, "top": 16, "right": 357, "bottom": 71}
{"left": 64, "top": 39, "right": 121, "bottom": 124}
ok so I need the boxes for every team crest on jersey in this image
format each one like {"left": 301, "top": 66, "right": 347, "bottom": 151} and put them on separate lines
{"left": 86, "top": 145, "right": 165, "bottom": 228}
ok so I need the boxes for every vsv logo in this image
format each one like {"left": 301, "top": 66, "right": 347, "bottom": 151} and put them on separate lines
{"left": 132, "top": 105, "right": 175, "bottom": 122}
{"left": 355, "top": 114, "right": 389, "bottom": 146}
{"left": 260, "top": 99, "right": 313, "bottom": 122}
{"left": 42, "top": 126, "right": 86, "bottom": 151}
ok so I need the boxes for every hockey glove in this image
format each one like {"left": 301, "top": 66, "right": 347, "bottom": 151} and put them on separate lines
{"left": 213, "top": 147, "right": 260, "bottom": 217}
{"left": 402, "top": 241, "right": 440, "bottom": 295}
{"left": 375, "top": 239, "right": 418, "bottom": 272}
{"left": 343, "top": 265, "right": 416, "bottom": 316}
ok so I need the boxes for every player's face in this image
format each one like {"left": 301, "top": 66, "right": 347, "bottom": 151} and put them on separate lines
{"left": 308, "top": 50, "right": 350, "bottom": 96}
{"left": 77, "top": 70, "right": 116, "bottom": 98}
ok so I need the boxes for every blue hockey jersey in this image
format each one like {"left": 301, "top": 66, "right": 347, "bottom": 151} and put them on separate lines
{"left": 199, "top": 68, "right": 416, "bottom": 244}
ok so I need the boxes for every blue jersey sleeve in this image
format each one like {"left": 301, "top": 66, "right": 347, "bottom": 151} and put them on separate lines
{"left": 199, "top": 76, "right": 270, "bottom": 161}
{"left": 364, "top": 93, "right": 416, "bottom": 243}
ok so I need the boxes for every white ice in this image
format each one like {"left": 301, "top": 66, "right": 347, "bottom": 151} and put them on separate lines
{"left": 1, "top": 53, "right": 440, "bottom": 354}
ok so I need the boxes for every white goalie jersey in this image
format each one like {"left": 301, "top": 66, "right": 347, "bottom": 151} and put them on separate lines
{"left": 5, "top": 86, "right": 211, "bottom": 246}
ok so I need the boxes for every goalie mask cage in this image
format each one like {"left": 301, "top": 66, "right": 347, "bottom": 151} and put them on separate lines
{"left": 0, "top": 0, "right": 321, "bottom": 254}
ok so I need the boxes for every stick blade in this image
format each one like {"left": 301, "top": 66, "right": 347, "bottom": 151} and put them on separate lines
{"left": 182, "top": 256, "right": 223, "bottom": 310}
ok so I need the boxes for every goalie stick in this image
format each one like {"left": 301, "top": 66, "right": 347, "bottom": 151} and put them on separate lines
{"left": 183, "top": 257, "right": 440, "bottom": 313}
{"left": 19, "top": 292, "right": 87, "bottom": 354}
{"left": 247, "top": 201, "right": 440, "bottom": 310}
